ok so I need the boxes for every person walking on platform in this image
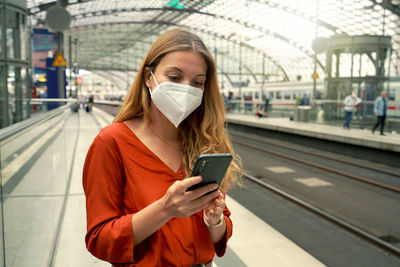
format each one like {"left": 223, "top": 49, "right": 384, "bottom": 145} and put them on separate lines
{"left": 372, "top": 91, "right": 388, "bottom": 135}
{"left": 83, "top": 28, "right": 242, "bottom": 267}
{"left": 343, "top": 90, "right": 361, "bottom": 129}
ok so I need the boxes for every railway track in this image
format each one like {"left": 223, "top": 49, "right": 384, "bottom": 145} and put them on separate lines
{"left": 230, "top": 131, "right": 400, "bottom": 194}
{"left": 230, "top": 132, "right": 400, "bottom": 257}
{"left": 242, "top": 171, "right": 400, "bottom": 257}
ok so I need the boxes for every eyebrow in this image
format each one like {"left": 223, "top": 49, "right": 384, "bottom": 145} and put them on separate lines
{"left": 167, "top": 67, "right": 206, "bottom": 77}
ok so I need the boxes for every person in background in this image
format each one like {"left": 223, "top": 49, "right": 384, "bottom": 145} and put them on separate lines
{"left": 264, "top": 94, "right": 270, "bottom": 114}
{"left": 87, "top": 94, "right": 94, "bottom": 112}
{"left": 343, "top": 90, "right": 361, "bottom": 129}
{"left": 372, "top": 91, "right": 388, "bottom": 135}
{"left": 299, "top": 93, "right": 310, "bottom": 106}
{"left": 83, "top": 28, "right": 242, "bottom": 267}
{"left": 255, "top": 105, "right": 265, "bottom": 118}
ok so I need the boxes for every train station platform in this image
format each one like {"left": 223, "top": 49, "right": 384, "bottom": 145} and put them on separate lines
{"left": 225, "top": 113, "right": 400, "bottom": 154}
{"left": 0, "top": 106, "right": 325, "bottom": 266}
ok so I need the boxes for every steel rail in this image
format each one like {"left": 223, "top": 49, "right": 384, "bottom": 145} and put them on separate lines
{"left": 243, "top": 172, "right": 400, "bottom": 257}
{"left": 230, "top": 131, "right": 400, "bottom": 179}
{"left": 232, "top": 139, "right": 400, "bottom": 194}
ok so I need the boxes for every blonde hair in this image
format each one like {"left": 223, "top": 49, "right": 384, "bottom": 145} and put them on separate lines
{"left": 113, "top": 28, "right": 242, "bottom": 192}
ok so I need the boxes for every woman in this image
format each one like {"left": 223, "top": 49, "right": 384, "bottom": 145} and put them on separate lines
{"left": 83, "top": 28, "right": 241, "bottom": 267}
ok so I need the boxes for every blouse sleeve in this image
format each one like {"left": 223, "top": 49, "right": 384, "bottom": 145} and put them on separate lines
{"left": 82, "top": 134, "right": 134, "bottom": 263}
{"left": 213, "top": 200, "right": 233, "bottom": 257}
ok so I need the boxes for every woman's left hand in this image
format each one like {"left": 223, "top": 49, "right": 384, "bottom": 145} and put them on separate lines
{"left": 203, "top": 191, "right": 226, "bottom": 226}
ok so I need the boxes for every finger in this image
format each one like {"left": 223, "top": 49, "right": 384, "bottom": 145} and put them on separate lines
{"left": 198, "top": 202, "right": 220, "bottom": 217}
{"left": 189, "top": 202, "right": 214, "bottom": 216}
{"left": 204, "top": 203, "right": 216, "bottom": 213}
{"left": 197, "top": 191, "right": 219, "bottom": 207}
{"left": 186, "top": 183, "right": 219, "bottom": 200}
{"left": 180, "top": 176, "right": 202, "bottom": 190}
{"left": 208, "top": 193, "right": 226, "bottom": 209}
{"left": 190, "top": 190, "right": 220, "bottom": 211}
{"left": 207, "top": 198, "right": 224, "bottom": 214}
{"left": 205, "top": 209, "right": 212, "bottom": 217}
{"left": 214, "top": 206, "right": 224, "bottom": 215}
{"left": 214, "top": 198, "right": 226, "bottom": 208}
{"left": 207, "top": 196, "right": 224, "bottom": 209}
{"left": 204, "top": 210, "right": 216, "bottom": 220}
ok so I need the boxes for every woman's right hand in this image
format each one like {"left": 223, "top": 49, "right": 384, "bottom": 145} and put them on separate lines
{"left": 162, "top": 176, "right": 220, "bottom": 218}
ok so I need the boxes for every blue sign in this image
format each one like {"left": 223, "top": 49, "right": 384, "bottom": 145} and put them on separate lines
{"left": 33, "top": 28, "right": 62, "bottom": 74}
{"left": 46, "top": 56, "right": 66, "bottom": 110}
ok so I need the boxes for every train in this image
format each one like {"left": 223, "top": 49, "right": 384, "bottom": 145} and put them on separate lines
{"left": 221, "top": 78, "right": 400, "bottom": 118}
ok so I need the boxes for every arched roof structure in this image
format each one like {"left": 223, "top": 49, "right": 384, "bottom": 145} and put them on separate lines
{"left": 27, "top": 0, "right": 400, "bottom": 90}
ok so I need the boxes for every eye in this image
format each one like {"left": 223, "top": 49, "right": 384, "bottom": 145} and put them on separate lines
{"left": 194, "top": 82, "right": 203, "bottom": 87}
{"left": 168, "top": 75, "right": 180, "bottom": 82}
{"left": 193, "top": 80, "right": 204, "bottom": 87}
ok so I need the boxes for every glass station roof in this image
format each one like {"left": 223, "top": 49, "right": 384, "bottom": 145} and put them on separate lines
{"left": 27, "top": 0, "right": 400, "bottom": 90}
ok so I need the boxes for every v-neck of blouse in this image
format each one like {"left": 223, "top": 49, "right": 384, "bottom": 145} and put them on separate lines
{"left": 119, "top": 122, "right": 184, "bottom": 176}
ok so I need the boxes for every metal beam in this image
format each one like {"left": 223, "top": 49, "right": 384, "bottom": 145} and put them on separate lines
{"left": 71, "top": 6, "right": 215, "bottom": 20}
{"left": 60, "top": 8, "right": 323, "bottom": 71}
{"left": 254, "top": 0, "right": 341, "bottom": 33}
{"left": 29, "top": 0, "right": 95, "bottom": 14}
{"left": 370, "top": 0, "right": 400, "bottom": 17}
{"left": 68, "top": 21, "right": 290, "bottom": 80}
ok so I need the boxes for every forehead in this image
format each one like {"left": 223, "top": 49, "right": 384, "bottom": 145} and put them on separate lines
{"left": 157, "top": 50, "right": 207, "bottom": 75}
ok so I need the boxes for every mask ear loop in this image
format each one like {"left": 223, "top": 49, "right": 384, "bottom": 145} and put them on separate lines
{"left": 147, "top": 70, "right": 159, "bottom": 96}
{"left": 149, "top": 70, "right": 160, "bottom": 87}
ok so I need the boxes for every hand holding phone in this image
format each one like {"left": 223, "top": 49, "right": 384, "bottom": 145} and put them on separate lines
{"left": 187, "top": 153, "right": 232, "bottom": 191}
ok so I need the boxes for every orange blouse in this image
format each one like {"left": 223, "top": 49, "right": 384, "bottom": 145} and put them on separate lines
{"left": 83, "top": 122, "right": 233, "bottom": 266}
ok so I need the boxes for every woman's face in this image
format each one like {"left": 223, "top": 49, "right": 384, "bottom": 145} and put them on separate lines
{"left": 146, "top": 50, "right": 208, "bottom": 91}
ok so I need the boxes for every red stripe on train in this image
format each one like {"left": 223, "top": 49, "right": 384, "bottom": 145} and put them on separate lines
{"left": 270, "top": 104, "right": 400, "bottom": 110}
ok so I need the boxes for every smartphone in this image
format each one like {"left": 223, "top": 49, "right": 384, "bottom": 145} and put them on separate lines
{"left": 187, "top": 153, "right": 232, "bottom": 191}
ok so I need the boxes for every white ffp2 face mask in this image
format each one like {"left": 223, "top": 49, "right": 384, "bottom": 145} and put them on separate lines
{"left": 149, "top": 71, "right": 204, "bottom": 127}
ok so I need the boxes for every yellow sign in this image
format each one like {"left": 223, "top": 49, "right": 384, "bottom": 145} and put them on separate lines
{"left": 38, "top": 74, "right": 47, "bottom": 82}
{"left": 312, "top": 71, "right": 319, "bottom": 79}
{"left": 52, "top": 52, "right": 67, "bottom": 67}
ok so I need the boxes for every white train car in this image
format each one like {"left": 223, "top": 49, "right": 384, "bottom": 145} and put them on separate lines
{"left": 222, "top": 78, "right": 400, "bottom": 117}
{"left": 385, "top": 78, "right": 400, "bottom": 117}
{"left": 221, "top": 81, "right": 324, "bottom": 115}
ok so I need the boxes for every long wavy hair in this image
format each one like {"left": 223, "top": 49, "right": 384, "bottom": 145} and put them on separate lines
{"left": 113, "top": 28, "right": 242, "bottom": 192}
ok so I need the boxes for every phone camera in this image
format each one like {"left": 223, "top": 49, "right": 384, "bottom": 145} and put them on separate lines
{"left": 199, "top": 160, "right": 207, "bottom": 172}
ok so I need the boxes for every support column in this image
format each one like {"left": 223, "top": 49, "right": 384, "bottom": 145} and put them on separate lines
{"left": 57, "top": 32, "right": 64, "bottom": 99}
{"left": 0, "top": 2, "right": 9, "bottom": 128}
